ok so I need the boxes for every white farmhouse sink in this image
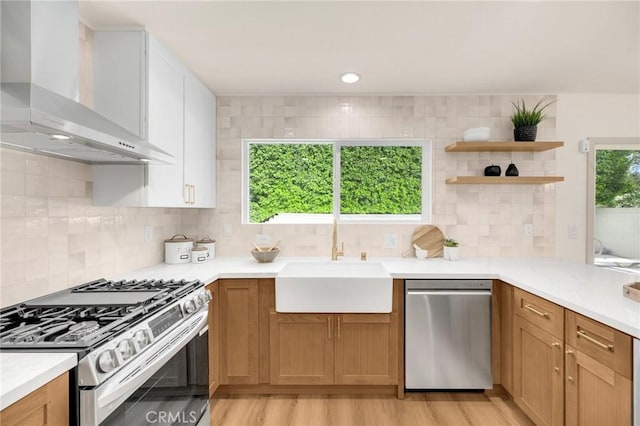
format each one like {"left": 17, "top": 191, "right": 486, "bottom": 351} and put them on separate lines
{"left": 275, "top": 262, "right": 393, "bottom": 313}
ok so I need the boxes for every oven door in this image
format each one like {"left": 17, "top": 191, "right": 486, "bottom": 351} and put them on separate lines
{"left": 80, "top": 310, "right": 209, "bottom": 426}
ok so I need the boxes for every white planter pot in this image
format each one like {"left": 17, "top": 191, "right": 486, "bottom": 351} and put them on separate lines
{"left": 443, "top": 246, "right": 459, "bottom": 261}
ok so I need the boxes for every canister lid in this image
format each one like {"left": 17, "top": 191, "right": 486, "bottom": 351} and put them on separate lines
{"left": 192, "top": 245, "right": 208, "bottom": 252}
{"left": 197, "top": 236, "right": 216, "bottom": 244}
{"left": 164, "top": 234, "right": 193, "bottom": 243}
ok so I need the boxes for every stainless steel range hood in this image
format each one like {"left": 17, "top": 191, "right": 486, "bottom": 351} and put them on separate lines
{"left": 0, "top": 1, "right": 174, "bottom": 164}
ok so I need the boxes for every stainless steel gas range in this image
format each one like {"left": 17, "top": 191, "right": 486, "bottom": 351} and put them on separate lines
{"left": 0, "top": 278, "right": 211, "bottom": 426}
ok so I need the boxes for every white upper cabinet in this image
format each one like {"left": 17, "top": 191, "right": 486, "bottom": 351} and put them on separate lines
{"left": 184, "top": 75, "right": 216, "bottom": 208}
{"left": 92, "top": 30, "right": 216, "bottom": 208}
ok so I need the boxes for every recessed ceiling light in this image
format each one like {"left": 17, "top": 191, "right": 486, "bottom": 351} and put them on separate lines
{"left": 50, "top": 134, "right": 71, "bottom": 140}
{"left": 340, "top": 72, "right": 360, "bottom": 84}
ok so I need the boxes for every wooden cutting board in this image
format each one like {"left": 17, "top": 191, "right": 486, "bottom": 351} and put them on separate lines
{"left": 411, "top": 225, "right": 445, "bottom": 258}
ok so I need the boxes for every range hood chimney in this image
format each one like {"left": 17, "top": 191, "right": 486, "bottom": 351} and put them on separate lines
{"left": 0, "top": 1, "right": 174, "bottom": 164}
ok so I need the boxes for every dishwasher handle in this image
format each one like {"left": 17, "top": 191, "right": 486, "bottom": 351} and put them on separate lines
{"left": 406, "top": 289, "right": 492, "bottom": 296}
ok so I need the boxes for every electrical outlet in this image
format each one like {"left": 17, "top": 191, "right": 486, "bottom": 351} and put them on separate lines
{"left": 568, "top": 225, "right": 578, "bottom": 239}
{"left": 223, "top": 223, "right": 232, "bottom": 237}
{"left": 144, "top": 225, "right": 153, "bottom": 243}
{"left": 384, "top": 234, "right": 398, "bottom": 249}
{"left": 524, "top": 224, "right": 533, "bottom": 237}
{"left": 256, "top": 234, "right": 271, "bottom": 245}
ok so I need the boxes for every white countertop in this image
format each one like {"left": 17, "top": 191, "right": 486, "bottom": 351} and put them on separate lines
{"left": 120, "top": 256, "right": 640, "bottom": 339}
{"left": 0, "top": 352, "right": 77, "bottom": 410}
{"left": 1, "top": 256, "right": 637, "bottom": 409}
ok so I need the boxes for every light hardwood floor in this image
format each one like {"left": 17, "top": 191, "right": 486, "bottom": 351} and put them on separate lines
{"left": 209, "top": 392, "right": 534, "bottom": 426}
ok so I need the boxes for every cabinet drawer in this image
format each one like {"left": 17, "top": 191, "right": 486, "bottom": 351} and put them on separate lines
{"left": 565, "top": 310, "right": 632, "bottom": 379}
{"left": 513, "top": 288, "right": 563, "bottom": 339}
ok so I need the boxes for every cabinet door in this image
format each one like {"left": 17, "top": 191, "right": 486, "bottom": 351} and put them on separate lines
{"left": 0, "top": 372, "right": 68, "bottom": 426}
{"left": 146, "top": 35, "right": 185, "bottom": 207}
{"left": 334, "top": 313, "right": 398, "bottom": 385}
{"left": 513, "top": 316, "right": 564, "bottom": 426}
{"left": 207, "top": 282, "right": 219, "bottom": 395}
{"left": 565, "top": 344, "right": 632, "bottom": 426}
{"left": 92, "top": 30, "right": 146, "bottom": 138}
{"left": 269, "top": 313, "right": 334, "bottom": 385}
{"left": 219, "top": 279, "right": 259, "bottom": 384}
{"left": 184, "top": 74, "right": 215, "bottom": 208}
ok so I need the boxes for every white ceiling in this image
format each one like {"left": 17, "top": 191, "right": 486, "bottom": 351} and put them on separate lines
{"left": 79, "top": 1, "right": 640, "bottom": 95}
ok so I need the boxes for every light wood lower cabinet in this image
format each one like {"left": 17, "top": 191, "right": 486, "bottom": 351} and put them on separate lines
{"left": 565, "top": 344, "right": 632, "bottom": 426}
{"left": 269, "top": 313, "right": 334, "bottom": 385}
{"left": 218, "top": 279, "right": 259, "bottom": 385}
{"left": 270, "top": 312, "right": 398, "bottom": 386}
{"left": 0, "top": 372, "right": 68, "bottom": 426}
{"left": 335, "top": 313, "right": 398, "bottom": 385}
{"left": 513, "top": 315, "right": 564, "bottom": 426}
{"left": 564, "top": 310, "right": 633, "bottom": 426}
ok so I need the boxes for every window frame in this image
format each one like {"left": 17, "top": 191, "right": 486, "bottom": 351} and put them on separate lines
{"left": 241, "top": 138, "right": 432, "bottom": 224}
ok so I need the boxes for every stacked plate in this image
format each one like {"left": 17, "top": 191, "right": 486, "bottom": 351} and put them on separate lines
{"left": 463, "top": 127, "right": 490, "bottom": 142}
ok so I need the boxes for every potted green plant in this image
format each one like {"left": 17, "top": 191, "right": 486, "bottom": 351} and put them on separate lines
{"left": 443, "top": 238, "right": 459, "bottom": 261}
{"left": 511, "top": 98, "right": 555, "bottom": 141}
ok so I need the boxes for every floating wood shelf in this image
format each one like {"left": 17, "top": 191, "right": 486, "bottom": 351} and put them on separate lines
{"left": 445, "top": 176, "right": 565, "bottom": 185}
{"left": 445, "top": 141, "right": 564, "bottom": 152}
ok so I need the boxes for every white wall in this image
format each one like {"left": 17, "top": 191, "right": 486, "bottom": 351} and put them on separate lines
{"left": 555, "top": 94, "right": 640, "bottom": 263}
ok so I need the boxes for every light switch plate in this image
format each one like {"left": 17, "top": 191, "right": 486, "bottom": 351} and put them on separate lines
{"left": 524, "top": 224, "right": 533, "bottom": 237}
{"left": 144, "top": 225, "right": 153, "bottom": 243}
{"left": 384, "top": 234, "right": 398, "bottom": 249}
{"left": 256, "top": 234, "right": 271, "bottom": 245}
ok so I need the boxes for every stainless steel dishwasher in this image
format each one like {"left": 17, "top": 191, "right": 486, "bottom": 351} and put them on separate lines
{"left": 405, "top": 279, "right": 492, "bottom": 390}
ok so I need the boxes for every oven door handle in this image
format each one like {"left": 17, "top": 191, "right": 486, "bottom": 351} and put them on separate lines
{"left": 96, "top": 310, "right": 208, "bottom": 410}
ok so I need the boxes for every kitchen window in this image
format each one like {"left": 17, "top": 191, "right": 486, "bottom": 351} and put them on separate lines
{"left": 242, "top": 139, "right": 432, "bottom": 224}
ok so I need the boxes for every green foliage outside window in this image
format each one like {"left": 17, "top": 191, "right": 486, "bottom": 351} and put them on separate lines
{"left": 340, "top": 146, "right": 422, "bottom": 214}
{"left": 249, "top": 144, "right": 333, "bottom": 223}
{"left": 596, "top": 150, "right": 640, "bottom": 208}
{"left": 248, "top": 143, "right": 423, "bottom": 223}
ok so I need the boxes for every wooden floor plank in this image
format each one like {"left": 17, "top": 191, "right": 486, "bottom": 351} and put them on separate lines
{"left": 209, "top": 392, "right": 533, "bottom": 426}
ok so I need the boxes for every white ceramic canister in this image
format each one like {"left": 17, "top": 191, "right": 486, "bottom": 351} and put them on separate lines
{"left": 196, "top": 237, "right": 216, "bottom": 261}
{"left": 164, "top": 234, "right": 194, "bottom": 264}
{"left": 191, "top": 245, "right": 208, "bottom": 264}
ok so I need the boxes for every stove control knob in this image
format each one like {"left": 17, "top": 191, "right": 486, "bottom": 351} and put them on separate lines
{"left": 134, "top": 330, "right": 150, "bottom": 349}
{"left": 184, "top": 299, "right": 197, "bottom": 314}
{"left": 194, "top": 295, "right": 203, "bottom": 309}
{"left": 97, "top": 350, "right": 118, "bottom": 373}
{"left": 197, "top": 293, "right": 210, "bottom": 306}
{"left": 118, "top": 339, "right": 136, "bottom": 361}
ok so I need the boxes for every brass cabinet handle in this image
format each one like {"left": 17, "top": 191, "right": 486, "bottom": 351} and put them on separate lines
{"left": 552, "top": 342, "right": 561, "bottom": 348}
{"left": 568, "top": 376, "right": 574, "bottom": 383}
{"left": 192, "top": 184, "right": 196, "bottom": 204}
{"left": 524, "top": 303, "right": 550, "bottom": 319}
{"left": 554, "top": 367, "right": 560, "bottom": 373}
{"left": 565, "top": 350, "right": 575, "bottom": 356}
{"left": 337, "top": 317, "right": 341, "bottom": 340}
{"left": 577, "top": 330, "right": 614, "bottom": 352}
{"left": 328, "top": 317, "right": 332, "bottom": 340}
{"left": 185, "top": 184, "right": 190, "bottom": 204}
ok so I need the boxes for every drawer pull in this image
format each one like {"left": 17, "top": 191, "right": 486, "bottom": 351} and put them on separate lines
{"left": 524, "top": 304, "right": 550, "bottom": 319}
{"left": 337, "top": 317, "right": 341, "bottom": 340}
{"left": 565, "top": 350, "right": 575, "bottom": 356}
{"left": 552, "top": 342, "right": 561, "bottom": 348}
{"left": 328, "top": 317, "right": 332, "bottom": 340}
{"left": 567, "top": 376, "right": 574, "bottom": 383}
{"left": 577, "top": 330, "right": 614, "bottom": 352}
{"left": 554, "top": 367, "right": 560, "bottom": 373}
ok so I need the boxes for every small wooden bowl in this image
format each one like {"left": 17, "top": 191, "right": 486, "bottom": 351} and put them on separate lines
{"left": 251, "top": 248, "right": 280, "bottom": 263}
{"left": 623, "top": 282, "right": 640, "bottom": 303}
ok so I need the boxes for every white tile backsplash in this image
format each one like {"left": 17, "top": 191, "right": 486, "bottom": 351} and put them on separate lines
{"left": 181, "top": 94, "right": 557, "bottom": 258}
{"left": 0, "top": 94, "right": 558, "bottom": 306}
{"left": 0, "top": 148, "right": 183, "bottom": 307}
